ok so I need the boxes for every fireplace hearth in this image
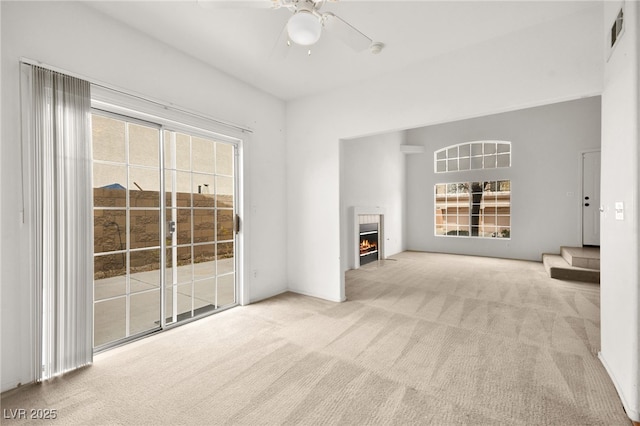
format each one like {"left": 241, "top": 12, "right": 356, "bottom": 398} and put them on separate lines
{"left": 359, "top": 223, "right": 379, "bottom": 266}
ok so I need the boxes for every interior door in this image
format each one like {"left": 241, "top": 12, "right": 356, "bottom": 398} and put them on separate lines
{"left": 582, "top": 151, "right": 601, "bottom": 246}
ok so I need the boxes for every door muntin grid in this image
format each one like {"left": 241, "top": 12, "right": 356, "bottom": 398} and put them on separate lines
{"left": 92, "top": 111, "right": 238, "bottom": 350}
{"left": 164, "top": 130, "right": 237, "bottom": 325}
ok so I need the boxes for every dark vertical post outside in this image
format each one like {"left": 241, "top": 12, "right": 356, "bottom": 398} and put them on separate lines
{"left": 470, "top": 182, "right": 483, "bottom": 236}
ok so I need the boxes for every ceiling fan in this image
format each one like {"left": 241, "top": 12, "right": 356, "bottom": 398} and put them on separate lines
{"left": 199, "top": 0, "right": 384, "bottom": 54}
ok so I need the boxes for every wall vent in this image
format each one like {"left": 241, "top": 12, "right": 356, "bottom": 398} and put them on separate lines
{"left": 610, "top": 8, "right": 624, "bottom": 48}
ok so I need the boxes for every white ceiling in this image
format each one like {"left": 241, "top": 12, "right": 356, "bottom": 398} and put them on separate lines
{"left": 86, "top": 1, "right": 600, "bottom": 101}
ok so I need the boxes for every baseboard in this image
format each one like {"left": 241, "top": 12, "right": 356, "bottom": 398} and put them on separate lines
{"left": 249, "top": 287, "right": 345, "bottom": 304}
{"left": 599, "top": 351, "right": 640, "bottom": 422}
{"left": 248, "top": 288, "right": 289, "bottom": 304}
{"left": 287, "top": 287, "right": 345, "bottom": 303}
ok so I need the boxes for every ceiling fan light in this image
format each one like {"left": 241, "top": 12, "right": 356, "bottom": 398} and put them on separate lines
{"left": 287, "top": 11, "right": 322, "bottom": 46}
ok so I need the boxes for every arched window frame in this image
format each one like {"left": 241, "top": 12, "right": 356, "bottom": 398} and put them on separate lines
{"left": 434, "top": 140, "right": 511, "bottom": 173}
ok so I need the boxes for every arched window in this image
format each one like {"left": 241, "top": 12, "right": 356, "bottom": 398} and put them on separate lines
{"left": 434, "top": 141, "right": 511, "bottom": 173}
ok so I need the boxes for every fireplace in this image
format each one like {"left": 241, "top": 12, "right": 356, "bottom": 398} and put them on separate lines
{"left": 359, "top": 223, "right": 379, "bottom": 266}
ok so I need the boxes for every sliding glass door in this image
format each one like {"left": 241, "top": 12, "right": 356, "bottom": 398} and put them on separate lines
{"left": 92, "top": 111, "right": 238, "bottom": 350}
{"left": 163, "top": 130, "right": 237, "bottom": 325}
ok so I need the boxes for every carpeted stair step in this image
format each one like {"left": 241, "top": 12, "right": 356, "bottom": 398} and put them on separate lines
{"left": 542, "top": 253, "right": 600, "bottom": 283}
{"left": 560, "top": 246, "right": 600, "bottom": 270}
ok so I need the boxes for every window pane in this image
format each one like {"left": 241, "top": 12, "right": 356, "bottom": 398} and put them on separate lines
{"left": 497, "top": 143, "right": 510, "bottom": 153}
{"left": 174, "top": 245, "right": 193, "bottom": 284}
{"left": 217, "top": 274, "right": 235, "bottom": 307}
{"left": 216, "top": 176, "right": 234, "bottom": 207}
{"left": 94, "top": 257, "right": 126, "bottom": 300}
{"left": 94, "top": 163, "right": 127, "bottom": 207}
{"left": 447, "top": 146, "right": 458, "bottom": 158}
{"left": 471, "top": 182, "right": 483, "bottom": 194}
{"left": 216, "top": 142, "right": 234, "bottom": 176}
{"left": 92, "top": 115, "right": 125, "bottom": 163}
{"left": 94, "top": 297, "right": 126, "bottom": 347}
{"left": 164, "top": 131, "right": 191, "bottom": 170}
{"left": 129, "top": 123, "right": 159, "bottom": 167}
{"left": 94, "top": 210, "right": 126, "bottom": 254}
{"left": 459, "top": 157, "right": 470, "bottom": 170}
{"left": 194, "top": 244, "right": 216, "bottom": 280}
{"left": 173, "top": 133, "right": 191, "bottom": 171}
{"left": 193, "top": 173, "right": 216, "bottom": 207}
{"left": 194, "top": 209, "right": 215, "bottom": 243}
{"left": 165, "top": 248, "right": 175, "bottom": 287}
{"left": 175, "top": 208, "right": 192, "bottom": 245}
{"left": 192, "top": 137, "right": 215, "bottom": 174}
{"left": 484, "top": 142, "right": 497, "bottom": 155}
{"left": 459, "top": 144, "right": 470, "bottom": 157}
{"left": 130, "top": 210, "right": 160, "bottom": 249}
{"left": 217, "top": 209, "right": 234, "bottom": 241}
{"left": 217, "top": 242, "right": 234, "bottom": 275}
{"left": 130, "top": 167, "right": 159, "bottom": 208}
{"left": 194, "top": 278, "right": 216, "bottom": 310}
{"left": 176, "top": 283, "right": 192, "bottom": 317}
{"left": 130, "top": 289, "right": 160, "bottom": 336}
{"left": 471, "top": 157, "right": 483, "bottom": 169}
{"left": 497, "top": 153, "right": 510, "bottom": 168}
{"left": 436, "top": 160, "right": 446, "bottom": 172}
{"left": 484, "top": 155, "right": 497, "bottom": 168}
{"left": 498, "top": 180, "right": 511, "bottom": 192}
{"left": 130, "top": 249, "right": 160, "bottom": 288}
{"left": 497, "top": 216, "right": 511, "bottom": 227}
{"left": 165, "top": 287, "right": 173, "bottom": 323}
{"left": 176, "top": 171, "right": 192, "bottom": 207}
{"left": 471, "top": 143, "right": 483, "bottom": 156}
{"left": 436, "top": 150, "right": 446, "bottom": 160}
{"left": 498, "top": 228, "right": 511, "bottom": 238}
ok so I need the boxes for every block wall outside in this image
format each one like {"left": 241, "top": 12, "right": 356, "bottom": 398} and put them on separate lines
{"left": 93, "top": 188, "right": 234, "bottom": 279}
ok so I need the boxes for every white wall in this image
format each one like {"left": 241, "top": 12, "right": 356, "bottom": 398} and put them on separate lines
{"left": 405, "top": 97, "right": 601, "bottom": 261}
{"left": 286, "top": 5, "right": 603, "bottom": 302}
{"left": 1, "top": 1, "right": 287, "bottom": 392}
{"left": 340, "top": 131, "right": 407, "bottom": 271}
{"left": 599, "top": 0, "right": 640, "bottom": 422}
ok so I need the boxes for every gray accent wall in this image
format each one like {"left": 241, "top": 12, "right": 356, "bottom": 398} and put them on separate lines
{"left": 405, "top": 96, "right": 601, "bottom": 261}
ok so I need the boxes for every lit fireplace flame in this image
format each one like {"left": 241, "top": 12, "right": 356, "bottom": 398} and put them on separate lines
{"left": 360, "top": 239, "right": 377, "bottom": 254}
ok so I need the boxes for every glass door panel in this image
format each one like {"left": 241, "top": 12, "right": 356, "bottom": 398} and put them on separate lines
{"left": 92, "top": 112, "right": 162, "bottom": 350}
{"left": 164, "top": 131, "right": 237, "bottom": 325}
{"left": 93, "top": 113, "right": 238, "bottom": 350}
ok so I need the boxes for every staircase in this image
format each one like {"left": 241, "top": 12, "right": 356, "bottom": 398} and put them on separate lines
{"left": 542, "top": 246, "right": 600, "bottom": 283}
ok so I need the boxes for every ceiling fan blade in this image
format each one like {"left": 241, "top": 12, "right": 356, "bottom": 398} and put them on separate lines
{"left": 322, "top": 12, "right": 372, "bottom": 52}
{"left": 197, "top": 0, "right": 281, "bottom": 10}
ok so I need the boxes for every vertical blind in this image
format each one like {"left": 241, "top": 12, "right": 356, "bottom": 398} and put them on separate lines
{"left": 25, "top": 64, "right": 93, "bottom": 380}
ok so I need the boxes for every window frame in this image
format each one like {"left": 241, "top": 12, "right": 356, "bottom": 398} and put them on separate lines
{"left": 434, "top": 140, "right": 511, "bottom": 173}
{"left": 434, "top": 180, "right": 511, "bottom": 240}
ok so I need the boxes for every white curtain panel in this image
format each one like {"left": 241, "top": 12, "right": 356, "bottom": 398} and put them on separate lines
{"left": 25, "top": 64, "right": 93, "bottom": 381}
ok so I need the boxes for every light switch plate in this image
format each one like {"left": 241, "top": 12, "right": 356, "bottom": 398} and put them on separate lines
{"left": 615, "top": 202, "right": 624, "bottom": 220}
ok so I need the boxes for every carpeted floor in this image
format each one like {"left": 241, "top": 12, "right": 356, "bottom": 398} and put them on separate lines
{"left": 1, "top": 251, "right": 630, "bottom": 425}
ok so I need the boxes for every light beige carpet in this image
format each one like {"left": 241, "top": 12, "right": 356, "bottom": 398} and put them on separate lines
{"left": 1, "top": 251, "right": 630, "bottom": 425}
